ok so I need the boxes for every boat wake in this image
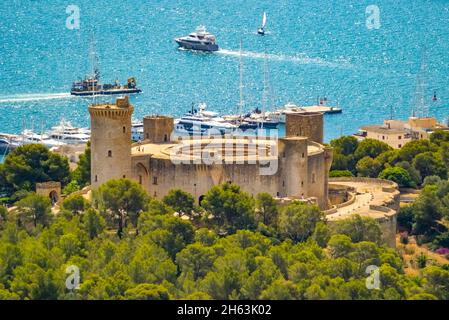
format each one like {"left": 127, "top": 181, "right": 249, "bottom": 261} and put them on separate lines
{"left": 217, "top": 49, "right": 352, "bottom": 69}
{"left": 0, "top": 92, "right": 73, "bottom": 103}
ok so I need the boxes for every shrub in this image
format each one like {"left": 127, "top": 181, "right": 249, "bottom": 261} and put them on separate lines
{"left": 378, "top": 166, "right": 414, "bottom": 188}
{"left": 417, "top": 253, "right": 427, "bottom": 269}
{"left": 329, "top": 170, "right": 353, "bottom": 178}
{"left": 400, "top": 232, "right": 409, "bottom": 245}
{"left": 423, "top": 175, "right": 442, "bottom": 186}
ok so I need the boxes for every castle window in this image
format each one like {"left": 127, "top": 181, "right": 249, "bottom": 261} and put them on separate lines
{"left": 312, "top": 173, "right": 316, "bottom": 183}
{"left": 123, "top": 175, "right": 126, "bottom": 179}
{"left": 276, "top": 192, "right": 280, "bottom": 197}
{"left": 108, "top": 150, "right": 112, "bottom": 157}
{"left": 153, "top": 191, "right": 157, "bottom": 197}
{"left": 398, "top": 135, "right": 401, "bottom": 140}
{"left": 123, "top": 126, "right": 126, "bottom": 133}
{"left": 95, "top": 175, "right": 98, "bottom": 182}
{"left": 153, "top": 176, "right": 158, "bottom": 185}
{"left": 302, "top": 152, "right": 305, "bottom": 158}
{"left": 282, "top": 180, "right": 285, "bottom": 187}
{"left": 139, "top": 175, "right": 142, "bottom": 185}
{"left": 398, "top": 144, "right": 402, "bottom": 148}
{"left": 301, "top": 181, "right": 304, "bottom": 187}
{"left": 146, "top": 133, "right": 150, "bottom": 139}
{"left": 164, "top": 134, "right": 168, "bottom": 142}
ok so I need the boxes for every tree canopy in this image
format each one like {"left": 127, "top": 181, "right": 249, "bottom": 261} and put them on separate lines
{"left": 329, "top": 133, "right": 449, "bottom": 188}
{"left": 201, "top": 183, "right": 256, "bottom": 234}
{"left": 0, "top": 144, "right": 70, "bottom": 195}
{"left": 94, "top": 178, "right": 149, "bottom": 238}
{"left": 0, "top": 180, "right": 447, "bottom": 300}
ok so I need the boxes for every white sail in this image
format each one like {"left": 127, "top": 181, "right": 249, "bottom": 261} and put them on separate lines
{"left": 262, "top": 12, "right": 267, "bottom": 28}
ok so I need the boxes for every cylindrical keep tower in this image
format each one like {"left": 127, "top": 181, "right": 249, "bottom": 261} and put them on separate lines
{"left": 89, "top": 96, "right": 134, "bottom": 189}
{"left": 285, "top": 112, "right": 324, "bottom": 143}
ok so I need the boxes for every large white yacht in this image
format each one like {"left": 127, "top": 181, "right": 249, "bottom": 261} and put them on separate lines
{"left": 175, "top": 103, "right": 236, "bottom": 135}
{"left": 14, "top": 130, "right": 66, "bottom": 148}
{"left": 48, "top": 120, "right": 90, "bottom": 144}
{"left": 175, "top": 26, "right": 219, "bottom": 52}
{"left": 131, "top": 120, "right": 144, "bottom": 141}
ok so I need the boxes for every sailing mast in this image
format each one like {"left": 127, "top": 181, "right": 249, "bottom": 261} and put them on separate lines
{"left": 89, "top": 32, "right": 98, "bottom": 104}
{"left": 238, "top": 40, "right": 244, "bottom": 124}
{"left": 261, "top": 47, "right": 269, "bottom": 129}
{"left": 412, "top": 50, "right": 429, "bottom": 118}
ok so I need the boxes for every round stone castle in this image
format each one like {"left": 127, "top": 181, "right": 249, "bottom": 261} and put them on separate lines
{"left": 88, "top": 97, "right": 333, "bottom": 209}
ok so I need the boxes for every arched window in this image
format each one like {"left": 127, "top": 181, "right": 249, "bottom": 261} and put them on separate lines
{"left": 108, "top": 150, "right": 112, "bottom": 157}
{"left": 123, "top": 126, "right": 126, "bottom": 133}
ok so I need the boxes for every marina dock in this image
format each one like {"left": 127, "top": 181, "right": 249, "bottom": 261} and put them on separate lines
{"left": 292, "top": 105, "right": 342, "bottom": 114}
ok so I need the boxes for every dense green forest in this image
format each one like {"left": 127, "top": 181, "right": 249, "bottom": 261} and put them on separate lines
{"left": 0, "top": 179, "right": 448, "bottom": 300}
{"left": 0, "top": 130, "right": 448, "bottom": 300}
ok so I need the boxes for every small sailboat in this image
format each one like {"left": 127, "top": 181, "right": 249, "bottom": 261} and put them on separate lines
{"left": 257, "top": 12, "right": 267, "bottom": 35}
{"left": 432, "top": 90, "right": 437, "bottom": 101}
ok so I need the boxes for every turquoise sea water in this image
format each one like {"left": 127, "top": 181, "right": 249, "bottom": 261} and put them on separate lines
{"left": 0, "top": 0, "right": 448, "bottom": 145}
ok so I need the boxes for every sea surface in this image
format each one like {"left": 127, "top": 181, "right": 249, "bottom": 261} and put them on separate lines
{"left": 0, "top": 0, "right": 448, "bottom": 151}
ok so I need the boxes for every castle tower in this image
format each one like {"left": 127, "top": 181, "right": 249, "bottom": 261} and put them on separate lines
{"left": 143, "top": 116, "right": 174, "bottom": 143}
{"left": 89, "top": 96, "right": 134, "bottom": 189}
{"left": 285, "top": 112, "right": 324, "bottom": 143}
{"left": 278, "top": 137, "right": 309, "bottom": 199}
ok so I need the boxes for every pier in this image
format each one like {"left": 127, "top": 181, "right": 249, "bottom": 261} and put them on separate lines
{"left": 293, "top": 105, "right": 342, "bottom": 114}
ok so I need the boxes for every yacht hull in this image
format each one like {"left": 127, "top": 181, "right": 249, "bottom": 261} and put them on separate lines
{"left": 70, "top": 88, "right": 142, "bottom": 96}
{"left": 244, "top": 120, "right": 279, "bottom": 129}
{"left": 175, "top": 39, "right": 219, "bottom": 52}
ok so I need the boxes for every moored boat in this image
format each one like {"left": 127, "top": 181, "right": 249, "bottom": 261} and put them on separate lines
{"left": 175, "top": 103, "right": 236, "bottom": 135}
{"left": 48, "top": 120, "right": 90, "bottom": 144}
{"left": 268, "top": 102, "right": 342, "bottom": 123}
{"left": 132, "top": 120, "right": 144, "bottom": 141}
